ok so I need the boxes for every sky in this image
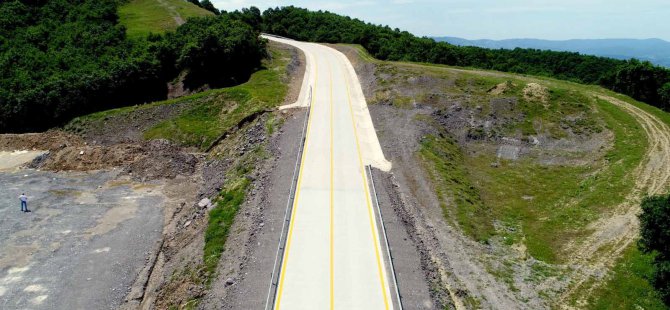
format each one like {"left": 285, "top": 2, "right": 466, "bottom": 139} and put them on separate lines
{"left": 211, "top": 0, "right": 670, "bottom": 41}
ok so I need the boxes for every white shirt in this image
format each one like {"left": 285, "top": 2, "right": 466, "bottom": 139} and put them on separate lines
{"left": 19, "top": 195, "right": 27, "bottom": 202}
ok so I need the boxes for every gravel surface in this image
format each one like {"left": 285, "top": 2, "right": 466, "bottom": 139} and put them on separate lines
{"left": 0, "top": 170, "right": 163, "bottom": 310}
{"left": 201, "top": 108, "right": 307, "bottom": 309}
{"left": 371, "top": 168, "right": 436, "bottom": 309}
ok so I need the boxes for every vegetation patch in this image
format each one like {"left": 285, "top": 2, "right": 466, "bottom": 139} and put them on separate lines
{"left": 119, "top": 0, "right": 213, "bottom": 39}
{"left": 587, "top": 245, "right": 665, "bottom": 310}
{"left": 419, "top": 134, "right": 494, "bottom": 242}
{"left": 373, "top": 55, "right": 648, "bottom": 262}
{"left": 464, "top": 98, "right": 646, "bottom": 262}
{"left": 203, "top": 177, "right": 250, "bottom": 282}
{"left": 143, "top": 46, "right": 290, "bottom": 149}
{"left": 203, "top": 141, "right": 269, "bottom": 283}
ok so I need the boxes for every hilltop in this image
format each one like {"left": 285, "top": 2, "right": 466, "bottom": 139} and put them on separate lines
{"left": 119, "top": 0, "right": 214, "bottom": 38}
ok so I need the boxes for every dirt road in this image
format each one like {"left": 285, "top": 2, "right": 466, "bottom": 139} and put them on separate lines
{"left": 561, "top": 95, "right": 670, "bottom": 305}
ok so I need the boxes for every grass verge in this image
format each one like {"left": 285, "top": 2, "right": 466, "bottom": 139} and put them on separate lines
{"left": 203, "top": 177, "right": 250, "bottom": 281}
{"left": 202, "top": 143, "right": 268, "bottom": 283}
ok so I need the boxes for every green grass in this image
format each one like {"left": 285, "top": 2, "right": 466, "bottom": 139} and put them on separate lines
{"left": 142, "top": 46, "right": 290, "bottom": 149}
{"left": 587, "top": 245, "right": 666, "bottom": 310}
{"left": 119, "top": 0, "right": 213, "bottom": 39}
{"left": 419, "top": 134, "right": 494, "bottom": 242}
{"left": 203, "top": 177, "right": 250, "bottom": 281}
{"left": 66, "top": 44, "right": 290, "bottom": 150}
{"left": 368, "top": 49, "right": 648, "bottom": 262}
{"left": 66, "top": 89, "right": 214, "bottom": 127}
{"left": 462, "top": 98, "right": 647, "bottom": 262}
{"left": 203, "top": 143, "right": 269, "bottom": 283}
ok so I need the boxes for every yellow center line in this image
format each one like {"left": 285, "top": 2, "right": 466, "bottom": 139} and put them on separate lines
{"left": 274, "top": 48, "right": 319, "bottom": 310}
{"left": 329, "top": 60, "right": 335, "bottom": 310}
{"left": 341, "top": 57, "right": 391, "bottom": 310}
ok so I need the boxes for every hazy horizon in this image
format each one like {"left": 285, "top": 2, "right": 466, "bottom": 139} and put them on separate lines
{"left": 435, "top": 36, "right": 670, "bottom": 42}
{"left": 212, "top": 0, "right": 670, "bottom": 41}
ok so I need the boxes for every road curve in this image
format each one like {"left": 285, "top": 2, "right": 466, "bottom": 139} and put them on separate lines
{"left": 263, "top": 35, "right": 395, "bottom": 310}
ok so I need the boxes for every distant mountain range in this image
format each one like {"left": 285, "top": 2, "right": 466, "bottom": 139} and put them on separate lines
{"left": 433, "top": 37, "right": 670, "bottom": 68}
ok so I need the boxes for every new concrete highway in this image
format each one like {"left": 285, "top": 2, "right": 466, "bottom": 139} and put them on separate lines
{"left": 263, "top": 36, "right": 395, "bottom": 310}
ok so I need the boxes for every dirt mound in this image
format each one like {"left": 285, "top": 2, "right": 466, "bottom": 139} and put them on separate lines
{"left": 33, "top": 144, "right": 144, "bottom": 171}
{"left": 523, "top": 83, "right": 549, "bottom": 103}
{"left": 6, "top": 131, "right": 198, "bottom": 180}
{"left": 0, "top": 131, "right": 83, "bottom": 151}
{"left": 66, "top": 103, "right": 194, "bottom": 145}
{"left": 488, "top": 81, "right": 515, "bottom": 95}
{"left": 124, "top": 139, "right": 198, "bottom": 180}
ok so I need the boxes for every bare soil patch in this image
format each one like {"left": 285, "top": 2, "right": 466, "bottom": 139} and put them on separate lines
{"left": 523, "top": 82, "right": 550, "bottom": 103}
{"left": 488, "top": 81, "right": 515, "bottom": 95}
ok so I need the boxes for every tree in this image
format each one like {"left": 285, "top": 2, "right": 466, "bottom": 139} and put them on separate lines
{"left": 229, "top": 6, "right": 261, "bottom": 31}
{"left": 638, "top": 194, "right": 670, "bottom": 305}
{"left": 259, "top": 6, "right": 670, "bottom": 112}
{"left": 164, "top": 15, "right": 264, "bottom": 88}
{"left": 659, "top": 83, "right": 670, "bottom": 111}
{"left": 199, "top": 0, "right": 219, "bottom": 15}
{"left": 0, "top": 1, "right": 264, "bottom": 132}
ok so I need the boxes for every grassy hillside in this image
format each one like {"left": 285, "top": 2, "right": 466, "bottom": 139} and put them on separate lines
{"left": 119, "top": 0, "right": 213, "bottom": 38}
{"left": 67, "top": 42, "right": 292, "bottom": 150}
{"left": 340, "top": 44, "right": 668, "bottom": 308}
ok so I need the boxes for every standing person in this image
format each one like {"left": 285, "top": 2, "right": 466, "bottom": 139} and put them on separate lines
{"left": 19, "top": 193, "right": 29, "bottom": 212}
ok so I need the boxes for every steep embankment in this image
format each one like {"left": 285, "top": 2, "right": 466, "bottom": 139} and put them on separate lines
{"left": 335, "top": 44, "right": 670, "bottom": 309}
{"left": 119, "top": 0, "right": 213, "bottom": 38}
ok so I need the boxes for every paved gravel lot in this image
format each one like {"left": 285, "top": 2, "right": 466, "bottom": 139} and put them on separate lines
{"left": 0, "top": 169, "right": 163, "bottom": 309}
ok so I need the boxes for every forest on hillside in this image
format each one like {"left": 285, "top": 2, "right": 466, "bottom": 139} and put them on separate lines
{"left": 0, "top": 0, "right": 264, "bottom": 132}
{"left": 261, "top": 6, "right": 670, "bottom": 113}
{"left": 1, "top": 2, "right": 669, "bottom": 132}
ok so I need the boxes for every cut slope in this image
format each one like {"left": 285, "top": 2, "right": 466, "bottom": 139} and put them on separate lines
{"left": 119, "top": 0, "right": 213, "bottom": 38}
{"left": 334, "top": 44, "right": 670, "bottom": 309}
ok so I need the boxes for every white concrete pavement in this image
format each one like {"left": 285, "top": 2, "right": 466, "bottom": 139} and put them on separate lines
{"left": 264, "top": 36, "right": 395, "bottom": 309}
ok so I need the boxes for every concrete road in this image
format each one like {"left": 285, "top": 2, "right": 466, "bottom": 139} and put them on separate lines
{"left": 264, "top": 36, "right": 396, "bottom": 310}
